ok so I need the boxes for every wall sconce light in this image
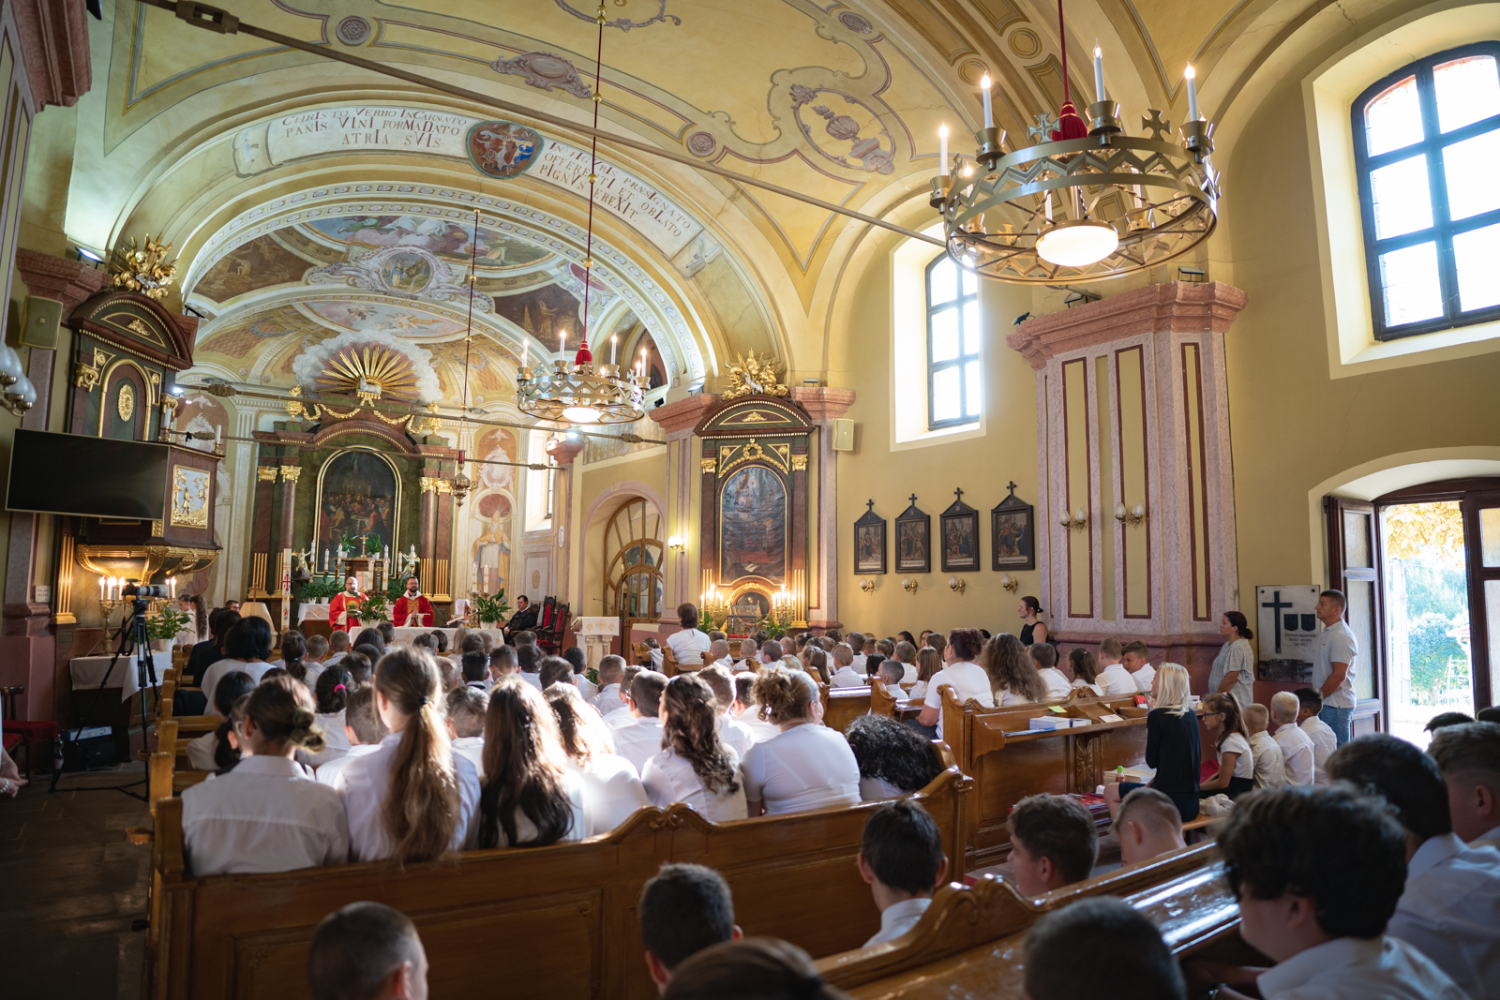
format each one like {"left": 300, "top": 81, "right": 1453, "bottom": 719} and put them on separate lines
{"left": 948, "top": 575, "right": 966, "bottom": 596}
{"left": 1059, "top": 507, "right": 1088, "bottom": 531}
{"left": 667, "top": 534, "right": 686, "bottom": 551}
{"left": 902, "top": 576, "right": 919, "bottom": 594}
{"left": 1113, "top": 502, "right": 1148, "bottom": 527}
{"left": 998, "top": 572, "right": 1019, "bottom": 593}
{"left": 859, "top": 577, "right": 875, "bottom": 593}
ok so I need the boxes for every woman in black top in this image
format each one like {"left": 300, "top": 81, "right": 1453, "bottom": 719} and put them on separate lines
{"left": 1106, "top": 663, "right": 1200, "bottom": 822}
{"left": 1018, "top": 596, "right": 1048, "bottom": 646}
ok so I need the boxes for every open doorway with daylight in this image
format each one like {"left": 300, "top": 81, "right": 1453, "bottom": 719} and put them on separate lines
{"left": 1331, "top": 480, "right": 1500, "bottom": 747}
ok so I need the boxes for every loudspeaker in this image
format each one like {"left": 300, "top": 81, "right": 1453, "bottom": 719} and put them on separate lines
{"left": 831, "top": 418, "right": 855, "bottom": 452}
{"left": 20, "top": 295, "right": 62, "bottom": 350}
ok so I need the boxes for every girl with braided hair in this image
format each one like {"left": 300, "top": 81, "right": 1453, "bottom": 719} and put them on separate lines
{"left": 180, "top": 675, "right": 348, "bottom": 876}
{"left": 642, "top": 674, "right": 748, "bottom": 822}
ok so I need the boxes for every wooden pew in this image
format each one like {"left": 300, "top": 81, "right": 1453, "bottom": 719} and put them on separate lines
{"left": 146, "top": 748, "right": 974, "bottom": 1000}
{"left": 938, "top": 687, "right": 1182, "bottom": 868}
{"left": 816, "top": 843, "right": 1245, "bottom": 999}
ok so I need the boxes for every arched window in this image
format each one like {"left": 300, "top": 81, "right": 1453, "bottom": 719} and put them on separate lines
{"left": 601, "top": 497, "right": 664, "bottom": 622}
{"left": 925, "top": 253, "right": 982, "bottom": 429}
{"left": 1354, "top": 44, "right": 1500, "bottom": 340}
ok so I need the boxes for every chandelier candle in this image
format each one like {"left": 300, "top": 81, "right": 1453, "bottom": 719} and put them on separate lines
{"left": 981, "top": 73, "right": 993, "bottom": 128}
{"left": 610, "top": 334, "right": 617, "bottom": 365}
{"left": 939, "top": 125, "right": 949, "bottom": 175}
{"left": 1094, "top": 44, "right": 1105, "bottom": 101}
{"left": 1185, "top": 64, "right": 1199, "bottom": 121}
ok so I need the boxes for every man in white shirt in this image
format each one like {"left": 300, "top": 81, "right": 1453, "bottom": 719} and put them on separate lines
{"left": 666, "top": 603, "right": 711, "bottom": 668}
{"left": 1029, "top": 643, "right": 1072, "bottom": 702}
{"left": 1121, "top": 641, "right": 1155, "bottom": 695}
{"left": 1295, "top": 688, "right": 1338, "bottom": 784}
{"left": 317, "top": 688, "right": 387, "bottom": 788}
{"left": 1429, "top": 722, "right": 1500, "bottom": 852}
{"left": 916, "top": 629, "right": 995, "bottom": 739}
{"left": 638, "top": 864, "right": 742, "bottom": 994}
{"left": 1270, "top": 692, "right": 1316, "bottom": 786}
{"left": 612, "top": 670, "right": 668, "bottom": 775}
{"left": 1327, "top": 733, "right": 1500, "bottom": 1000}
{"left": 1243, "top": 704, "right": 1287, "bottom": 788}
{"left": 1096, "top": 637, "right": 1136, "bottom": 697}
{"left": 444, "top": 686, "right": 488, "bottom": 779}
{"left": 199, "top": 617, "right": 276, "bottom": 717}
{"left": 1311, "top": 589, "right": 1358, "bottom": 747}
{"left": 858, "top": 800, "right": 948, "bottom": 947}
{"left": 589, "top": 655, "right": 628, "bottom": 720}
{"left": 1201, "top": 784, "right": 1466, "bottom": 1000}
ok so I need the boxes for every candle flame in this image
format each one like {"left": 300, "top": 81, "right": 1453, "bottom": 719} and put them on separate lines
{"left": 1184, "top": 63, "right": 1196, "bottom": 80}
{"left": 980, "top": 73, "right": 991, "bottom": 90}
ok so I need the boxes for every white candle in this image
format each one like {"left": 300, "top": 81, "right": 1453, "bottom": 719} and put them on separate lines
{"left": 559, "top": 330, "right": 567, "bottom": 359}
{"left": 938, "top": 125, "right": 949, "bottom": 176}
{"left": 1094, "top": 43, "right": 1105, "bottom": 101}
{"left": 1185, "top": 64, "right": 1199, "bottom": 121}
{"left": 521, "top": 338, "right": 528, "bottom": 368}
{"left": 611, "top": 334, "right": 618, "bottom": 365}
{"left": 99, "top": 576, "right": 105, "bottom": 600}
{"left": 980, "top": 74, "right": 993, "bottom": 128}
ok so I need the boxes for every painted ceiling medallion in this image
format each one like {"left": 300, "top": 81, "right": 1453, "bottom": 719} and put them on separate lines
{"left": 466, "top": 121, "right": 545, "bottom": 180}
{"left": 790, "top": 85, "right": 895, "bottom": 175}
{"left": 491, "top": 52, "right": 592, "bottom": 98}
{"left": 306, "top": 245, "right": 491, "bottom": 311}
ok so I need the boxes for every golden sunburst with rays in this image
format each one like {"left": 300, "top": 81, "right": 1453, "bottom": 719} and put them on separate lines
{"left": 316, "top": 345, "right": 418, "bottom": 402}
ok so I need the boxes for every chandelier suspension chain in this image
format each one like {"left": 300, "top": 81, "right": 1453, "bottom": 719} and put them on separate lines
{"left": 580, "top": 5, "right": 606, "bottom": 349}
{"left": 140, "top": 0, "right": 945, "bottom": 248}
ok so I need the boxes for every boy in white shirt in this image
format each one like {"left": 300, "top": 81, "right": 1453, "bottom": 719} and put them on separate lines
{"left": 858, "top": 800, "right": 949, "bottom": 947}
{"left": 317, "top": 687, "right": 388, "bottom": 788}
{"left": 589, "top": 655, "right": 628, "bottom": 719}
{"left": 1121, "top": 640, "right": 1155, "bottom": 695}
{"left": 444, "top": 686, "right": 488, "bottom": 778}
{"left": 698, "top": 665, "right": 755, "bottom": 759}
{"left": 1243, "top": 703, "right": 1287, "bottom": 788}
{"left": 1095, "top": 637, "right": 1137, "bottom": 697}
{"left": 1200, "top": 784, "right": 1466, "bottom": 1000}
{"left": 1024, "top": 897, "right": 1188, "bottom": 999}
{"left": 324, "top": 629, "right": 350, "bottom": 666}
{"left": 1029, "top": 643, "right": 1072, "bottom": 702}
{"left": 308, "top": 902, "right": 429, "bottom": 1000}
{"left": 830, "top": 643, "right": 866, "bottom": 687}
{"left": 848, "top": 633, "right": 869, "bottom": 676}
{"left": 612, "top": 670, "right": 668, "bottom": 774}
{"left": 1295, "top": 688, "right": 1338, "bottom": 784}
{"left": 1115, "top": 788, "right": 1187, "bottom": 866}
{"left": 1429, "top": 722, "right": 1500, "bottom": 852}
{"left": 732, "top": 672, "right": 779, "bottom": 744}
{"left": 706, "top": 639, "right": 735, "bottom": 671}
{"left": 1328, "top": 733, "right": 1500, "bottom": 1000}
{"left": 1271, "top": 692, "right": 1316, "bottom": 786}
{"left": 891, "top": 641, "right": 919, "bottom": 685}
{"left": 638, "top": 863, "right": 741, "bottom": 993}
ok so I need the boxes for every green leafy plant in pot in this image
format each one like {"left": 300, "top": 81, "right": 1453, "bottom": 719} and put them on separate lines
{"left": 473, "top": 591, "right": 510, "bottom": 628}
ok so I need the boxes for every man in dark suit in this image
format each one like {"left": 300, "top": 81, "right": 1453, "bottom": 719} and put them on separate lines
{"left": 502, "top": 595, "right": 539, "bottom": 640}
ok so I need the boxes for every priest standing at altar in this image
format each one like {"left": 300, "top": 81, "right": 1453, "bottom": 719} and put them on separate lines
{"left": 329, "top": 577, "right": 366, "bottom": 634}
{"left": 392, "top": 576, "right": 434, "bottom": 628}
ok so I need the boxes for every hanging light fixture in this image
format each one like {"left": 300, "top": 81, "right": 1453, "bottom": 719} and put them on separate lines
{"left": 517, "top": 4, "right": 647, "bottom": 425}
{"left": 930, "top": 1, "right": 1218, "bottom": 282}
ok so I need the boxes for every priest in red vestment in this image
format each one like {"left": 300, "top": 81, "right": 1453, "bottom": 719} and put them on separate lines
{"left": 391, "top": 576, "right": 434, "bottom": 628}
{"left": 328, "top": 577, "right": 366, "bottom": 634}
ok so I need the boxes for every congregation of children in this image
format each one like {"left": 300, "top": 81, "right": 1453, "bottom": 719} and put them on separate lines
{"left": 162, "top": 593, "right": 1500, "bottom": 1000}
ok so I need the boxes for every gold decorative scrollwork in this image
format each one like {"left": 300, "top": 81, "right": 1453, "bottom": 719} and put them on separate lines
{"left": 419, "top": 476, "right": 442, "bottom": 494}
{"left": 791, "top": 454, "right": 808, "bottom": 472}
{"left": 279, "top": 464, "right": 302, "bottom": 483}
{"left": 721, "top": 351, "right": 790, "bottom": 400}
{"left": 116, "top": 383, "right": 136, "bottom": 422}
{"left": 720, "top": 438, "right": 789, "bottom": 476}
{"left": 434, "top": 479, "right": 454, "bottom": 494}
{"left": 257, "top": 467, "right": 279, "bottom": 482}
{"left": 73, "top": 350, "right": 110, "bottom": 392}
{"left": 170, "top": 465, "right": 211, "bottom": 529}
{"left": 700, "top": 458, "right": 716, "bottom": 475}
{"left": 147, "top": 371, "right": 161, "bottom": 407}
{"left": 151, "top": 520, "right": 164, "bottom": 537}
{"left": 740, "top": 411, "right": 767, "bottom": 422}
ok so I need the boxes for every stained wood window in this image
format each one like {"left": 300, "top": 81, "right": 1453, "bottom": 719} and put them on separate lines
{"left": 1353, "top": 44, "right": 1500, "bottom": 340}
{"left": 925, "top": 253, "right": 982, "bottom": 429}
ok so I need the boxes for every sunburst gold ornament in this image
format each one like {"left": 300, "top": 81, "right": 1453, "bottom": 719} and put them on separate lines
{"left": 721, "top": 351, "right": 789, "bottom": 400}
{"left": 109, "top": 234, "right": 178, "bottom": 300}
{"left": 316, "top": 345, "right": 419, "bottom": 401}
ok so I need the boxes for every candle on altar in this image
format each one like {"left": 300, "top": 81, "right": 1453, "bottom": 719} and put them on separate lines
{"left": 99, "top": 576, "right": 105, "bottom": 600}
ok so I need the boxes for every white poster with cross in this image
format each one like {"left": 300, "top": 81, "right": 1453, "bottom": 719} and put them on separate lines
{"left": 1256, "top": 585, "right": 1321, "bottom": 683}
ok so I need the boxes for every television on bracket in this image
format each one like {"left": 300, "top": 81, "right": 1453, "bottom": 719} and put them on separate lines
{"left": 5, "top": 429, "right": 169, "bottom": 520}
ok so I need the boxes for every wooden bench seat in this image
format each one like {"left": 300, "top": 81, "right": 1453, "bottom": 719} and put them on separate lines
{"left": 816, "top": 842, "right": 1248, "bottom": 999}
{"left": 144, "top": 741, "right": 973, "bottom": 1000}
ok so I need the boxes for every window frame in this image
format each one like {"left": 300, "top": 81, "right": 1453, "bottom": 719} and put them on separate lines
{"left": 1353, "top": 42, "right": 1500, "bottom": 341}
{"left": 924, "top": 252, "right": 981, "bottom": 430}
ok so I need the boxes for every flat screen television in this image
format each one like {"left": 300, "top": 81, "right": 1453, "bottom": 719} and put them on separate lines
{"left": 6, "top": 429, "right": 168, "bottom": 520}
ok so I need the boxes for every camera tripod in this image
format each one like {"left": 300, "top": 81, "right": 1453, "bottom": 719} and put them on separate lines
{"left": 50, "top": 591, "right": 162, "bottom": 800}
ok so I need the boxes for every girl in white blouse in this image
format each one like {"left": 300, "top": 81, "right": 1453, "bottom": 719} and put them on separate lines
{"left": 1199, "top": 692, "right": 1255, "bottom": 800}
{"left": 181, "top": 675, "right": 348, "bottom": 876}
{"left": 478, "top": 678, "right": 587, "bottom": 848}
{"left": 1067, "top": 648, "right": 1106, "bottom": 697}
{"left": 339, "top": 648, "right": 481, "bottom": 864}
{"left": 298, "top": 666, "right": 353, "bottom": 770}
{"left": 742, "top": 666, "right": 860, "bottom": 816}
{"left": 980, "top": 633, "right": 1047, "bottom": 707}
{"left": 906, "top": 647, "right": 942, "bottom": 704}
{"left": 546, "top": 685, "right": 647, "bottom": 836}
{"left": 642, "top": 674, "right": 747, "bottom": 823}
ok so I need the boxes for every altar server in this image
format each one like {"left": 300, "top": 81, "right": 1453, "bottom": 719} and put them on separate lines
{"left": 181, "top": 675, "right": 348, "bottom": 876}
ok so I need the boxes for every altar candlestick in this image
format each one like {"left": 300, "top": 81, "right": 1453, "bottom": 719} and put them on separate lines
{"left": 611, "top": 334, "right": 618, "bottom": 365}
{"left": 1094, "top": 43, "right": 1105, "bottom": 101}
{"left": 981, "top": 74, "right": 993, "bottom": 128}
{"left": 1185, "top": 64, "right": 1199, "bottom": 121}
{"left": 938, "top": 125, "right": 949, "bottom": 176}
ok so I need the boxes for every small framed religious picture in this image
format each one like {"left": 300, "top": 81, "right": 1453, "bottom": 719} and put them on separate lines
{"left": 940, "top": 489, "right": 981, "bottom": 573}
{"left": 854, "top": 500, "right": 886, "bottom": 575}
{"left": 991, "top": 483, "right": 1036, "bottom": 571}
{"left": 895, "top": 495, "right": 931, "bottom": 574}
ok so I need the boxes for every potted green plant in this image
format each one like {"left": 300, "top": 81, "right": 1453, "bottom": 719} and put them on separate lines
{"left": 146, "top": 606, "right": 192, "bottom": 653}
{"left": 357, "top": 592, "right": 389, "bottom": 624}
{"left": 473, "top": 591, "right": 510, "bottom": 629}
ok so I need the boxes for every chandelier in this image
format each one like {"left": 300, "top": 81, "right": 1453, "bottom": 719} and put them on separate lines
{"left": 931, "top": 2, "right": 1218, "bottom": 282}
{"left": 516, "top": 4, "right": 648, "bottom": 425}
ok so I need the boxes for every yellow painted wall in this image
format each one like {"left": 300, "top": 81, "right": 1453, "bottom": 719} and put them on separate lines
{"left": 830, "top": 236, "right": 1041, "bottom": 636}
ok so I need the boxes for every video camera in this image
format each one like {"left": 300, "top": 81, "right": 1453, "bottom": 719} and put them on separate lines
{"left": 121, "top": 580, "right": 170, "bottom": 599}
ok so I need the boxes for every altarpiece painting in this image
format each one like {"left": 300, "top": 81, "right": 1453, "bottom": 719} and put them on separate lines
{"left": 316, "top": 449, "right": 399, "bottom": 568}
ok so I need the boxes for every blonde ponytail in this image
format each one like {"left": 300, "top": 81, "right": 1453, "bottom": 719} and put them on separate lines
{"left": 376, "top": 647, "right": 461, "bottom": 864}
